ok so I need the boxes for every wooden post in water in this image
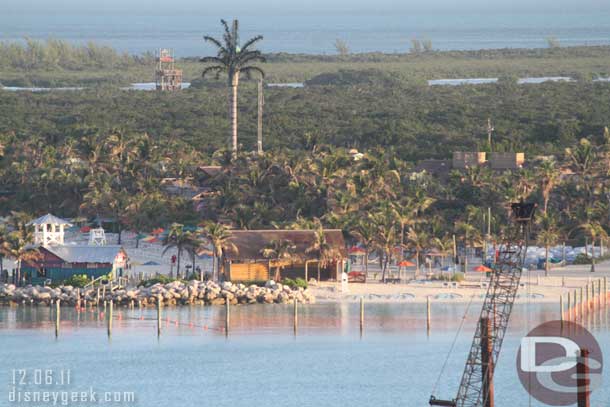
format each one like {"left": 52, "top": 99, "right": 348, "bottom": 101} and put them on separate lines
{"left": 480, "top": 317, "right": 494, "bottom": 407}
{"left": 560, "top": 295, "right": 564, "bottom": 326}
{"left": 157, "top": 295, "right": 162, "bottom": 337}
{"left": 225, "top": 299, "right": 230, "bottom": 337}
{"left": 107, "top": 300, "right": 113, "bottom": 338}
{"left": 580, "top": 287, "right": 584, "bottom": 318}
{"left": 426, "top": 296, "right": 431, "bottom": 334}
{"left": 577, "top": 349, "right": 590, "bottom": 407}
{"left": 293, "top": 298, "right": 298, "bottom": 335}
{"left": 360, "top": 296, "right": 364, "bottom": 336}
{"left": 597, "top": 279, "right": 602, "bottom": 309}
{"left": 572, "top": 290, "right": 577, "bottom": 320}
{"left": 55, "top": 299, "right": 60, "bottom": 338}
{"left": 585, "top": 284, "right": 591, "bottom": 313}
{"left": 96, "top": 287, "right": 100, "bottom": 306}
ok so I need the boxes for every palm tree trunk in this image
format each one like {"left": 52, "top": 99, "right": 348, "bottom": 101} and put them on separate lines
{"left": 177, "top": 248, "right": 181, "bottom": 279}
{"left": 229, "top": 77, "right": 239, "bottom": 153}
{"left": 545, "top": 246, "right": 550, "bottom": 277}
{"left": 381, "top": 253, "right": 386, "bottom": 283}
{"left": 364, "top": 249, "right": 369, "bottom": 277}
{"left": 212, "top": 253, "right": 217, "bottom": 282}
{"left": 415, "top": 249, "right": 420, "bottom": 278}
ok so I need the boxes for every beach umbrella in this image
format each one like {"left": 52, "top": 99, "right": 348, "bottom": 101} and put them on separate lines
{"left": 349, "top": 246, "right": 366, "bottom": 255}
{"left": 398, "top": 260, "right": 416, "bottom": 267}
{"left": 473, "top": 265, "right": 492, "bottom": 272}
{"left": 80, "top": 226, "right": 91, "bottom": 233}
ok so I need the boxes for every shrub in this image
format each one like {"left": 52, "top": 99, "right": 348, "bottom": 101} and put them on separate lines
{"left": 63, "top": 274, "right": 90, "bottom": 288}
{"left": 282, "top": 278, "right": 308, "bottom": 289}
{"left": 573, "top": 253, "right": 592, "bottom": 265}
{"left": 451, "top": 272, "right": 465, "bottom": 282}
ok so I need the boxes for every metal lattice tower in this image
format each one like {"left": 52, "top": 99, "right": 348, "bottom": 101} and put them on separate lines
{"left": 430, "top": 202, "right": 536, "bottom": 407}
{"left": 454, "top": 244, "right": 524, "bottom": 407}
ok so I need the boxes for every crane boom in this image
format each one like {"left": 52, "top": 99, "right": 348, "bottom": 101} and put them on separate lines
{"left": 430, "top": 202, "right": 536, "bottom": 407}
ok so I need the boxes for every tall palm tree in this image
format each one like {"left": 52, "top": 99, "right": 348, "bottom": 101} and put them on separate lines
{"left": 370, "top": 204, "right": 398, "bottom": 283}
{"left": 200, "top": 221, "right": 236, "bottom": 282}
{"left": 2, "top": 214, "right": 40, "bottom": 286}
{"left": 350, "top": 217, "right": 376, "bottom": 276}
{"left": 406, "top": 227, "right": 430, "bottom": 278}
{"left": 201, "top": 19, "right": 265, "bottom": 153}
{"left": 261, "top": 239, "right": 296, "bottom": 281}
{"left": 537, "top": 158, "right": 561, "bottom": 215}
{"left": 162, "top": 223, "right": 199, "bottom": 279}
{"left": 536, "top": 214, "right": 560, "bottom": 277}
{"left": 575, "top": 220, "right": 608, "bottom": 272}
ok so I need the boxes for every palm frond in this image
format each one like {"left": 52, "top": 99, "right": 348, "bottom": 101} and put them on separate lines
{"left": 203, "top": 36, "right": 224, "bottom": 51}
{"left": 240, "top": 66, "right": 265, "bottom": 80}
{"left": 240, "top": 35, "right": 263, "bottom": 52}
{"left": 202, "top": 65, "right": 226, "bottom": 78}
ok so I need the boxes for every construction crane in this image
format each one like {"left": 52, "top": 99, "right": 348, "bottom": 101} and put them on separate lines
{"left": 430, "top": 202, "right": 536, "bottom": 407}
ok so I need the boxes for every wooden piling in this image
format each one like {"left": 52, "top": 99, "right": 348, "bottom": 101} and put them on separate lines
{"left": 585, "top": 284, "right": 591, "bottom": 313}
{"left": 107, "top": 300, "right": 113, "bottom": 338}
{"left": 156, "top": 296, "right": 162, "bottom": 337}
{"left": 96, "top": 287, "right": 100, "bottom": 306}
{"left": 572, "top": 290, "right": 578, "bottom": 321}
{"left": 426, "top": 296, "right": 431, "bottom": 333}
{"left": 225, "top": 299, "right": 230, "bottom": 336}
{"left": 580, "top": 287, "right": 585, "bottom": 318}
{"left": 577, "top": 349, "right": 590, "bottom": 407}
{"left": 359, "top": 297, "right": 364, "bottom": 336}
{"left": 597, "top": 279, "right": 602, "bottom": 309}
{"left": 55, "top": 299, "right": 60, "bottom": 338}
{"left": 293, "top": 298, "right": 298, "bottom": 335}
{"left": 560, "top": 295, "right": 564, "bottom": 326}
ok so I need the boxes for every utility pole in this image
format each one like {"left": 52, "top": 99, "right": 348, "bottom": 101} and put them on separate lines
{"left": 487, "top": 118, "right": 494, "bottom": 151}
{"left": 257, "top": 79, "right": 264, "bottom": 155}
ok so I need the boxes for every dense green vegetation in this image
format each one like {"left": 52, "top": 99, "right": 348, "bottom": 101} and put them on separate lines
{"left": 2, "top": 39, "right": 610, "bottom": 280}
{"left": 1, "top": 79, "right": 610, "bottom": 159}
{"left": 2, "top": 40, "right": 610, "bottom": 86}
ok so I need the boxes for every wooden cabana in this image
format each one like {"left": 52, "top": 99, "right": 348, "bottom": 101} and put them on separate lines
{"left": 223, "top": 229, "right": 347, "bottom": 282}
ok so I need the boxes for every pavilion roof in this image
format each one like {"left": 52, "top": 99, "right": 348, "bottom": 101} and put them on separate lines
{"left": 27, "top": 214, "right": 73, "bottom": 226}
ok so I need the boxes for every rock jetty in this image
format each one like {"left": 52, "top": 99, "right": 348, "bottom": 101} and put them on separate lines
{"left": 0, "top": 281, "right": 315, "bottom": 307}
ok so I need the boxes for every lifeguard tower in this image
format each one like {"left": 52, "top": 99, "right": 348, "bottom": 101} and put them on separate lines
{"left": 28, "top": 214, "right": 72, "bottom": 247}
{"left": 88, "top": 228, "right": 107, "bottom": 246}
{"left": 155, "top": 49, "right": 183, "bottom": 91}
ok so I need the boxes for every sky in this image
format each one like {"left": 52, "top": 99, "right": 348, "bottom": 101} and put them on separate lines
{"left": 6, "top": 0, "right": 610, "bottom": 15}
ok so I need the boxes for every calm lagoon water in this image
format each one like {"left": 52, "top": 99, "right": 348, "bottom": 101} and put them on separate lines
{"left": 1, "top": 303, "right": 609, "bottom": 407}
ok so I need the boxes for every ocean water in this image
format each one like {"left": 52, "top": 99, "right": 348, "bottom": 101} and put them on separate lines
{"left": 1, "top": 13, "right": 610, "bottom": 56}
{"left": 1, "top": 303, "right": 609, "bottom": 407}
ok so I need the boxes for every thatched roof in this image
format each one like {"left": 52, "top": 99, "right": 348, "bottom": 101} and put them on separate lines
{"left": 224, "top": 229, "right": 347, "bottom": 262}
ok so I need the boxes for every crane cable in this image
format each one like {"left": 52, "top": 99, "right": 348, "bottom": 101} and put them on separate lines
{"left": 431, "top": 287, "right": 477, "bottom": 396}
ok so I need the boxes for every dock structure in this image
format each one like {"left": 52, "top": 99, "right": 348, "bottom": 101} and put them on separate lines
{"left": 155, "top": 49, "right": 182, "bottom": 91}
